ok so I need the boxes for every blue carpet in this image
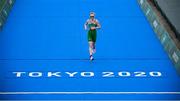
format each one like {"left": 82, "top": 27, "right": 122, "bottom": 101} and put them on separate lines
{"left": 0, "top": 0, "right": 180, "bottom": 100}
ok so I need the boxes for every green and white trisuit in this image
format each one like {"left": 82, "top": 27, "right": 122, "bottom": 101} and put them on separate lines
{"left": 86, "top": 19, "right": 99, "bottom": 42}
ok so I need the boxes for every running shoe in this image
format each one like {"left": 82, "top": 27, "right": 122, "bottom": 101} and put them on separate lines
{"left": 90, "top": 55, "right": 94, "bottom": 61}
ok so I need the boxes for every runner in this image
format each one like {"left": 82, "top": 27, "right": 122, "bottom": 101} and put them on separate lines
{"left": 84, "top": 12, "right": 101, "bottom": 61}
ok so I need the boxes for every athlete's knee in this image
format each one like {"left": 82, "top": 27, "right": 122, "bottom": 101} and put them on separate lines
{"left": 89, "top": 42, "right": 93, "bottom": 48}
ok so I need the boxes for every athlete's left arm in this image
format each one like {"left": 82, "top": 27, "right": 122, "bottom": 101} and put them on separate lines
{"left": 96, "top": 20, "right": 101, "bottom": 29}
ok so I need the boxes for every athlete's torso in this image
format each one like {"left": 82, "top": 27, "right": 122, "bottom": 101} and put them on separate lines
{"left": 86, "top": 19, "right": 98, "bottom": 29}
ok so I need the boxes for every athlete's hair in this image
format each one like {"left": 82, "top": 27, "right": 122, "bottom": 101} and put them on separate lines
{"left": 90, "top": 12, "right": 95, "bottom": 17}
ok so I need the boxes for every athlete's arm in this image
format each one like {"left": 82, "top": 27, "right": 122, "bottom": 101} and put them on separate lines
{"left": 84, "top": 20, "right": 88, "bottom": 30}
{"left": 96, "top": 20, "right": 101, "bottom": 29}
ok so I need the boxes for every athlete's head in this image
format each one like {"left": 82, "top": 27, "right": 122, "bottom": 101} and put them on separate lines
{"left": 90, "top": 12, "right": 95, "bottom": 19}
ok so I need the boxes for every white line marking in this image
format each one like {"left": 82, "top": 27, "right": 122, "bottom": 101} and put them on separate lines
{"left": 0, "top": 99, "right": 180, "bottom": 101}
{"left": 0, "top": 92, "right": 180, "bottom": 95}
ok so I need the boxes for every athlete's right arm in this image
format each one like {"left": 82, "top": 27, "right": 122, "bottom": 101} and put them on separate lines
{"left": 84, "top": 20, "right": 88, "bottom": 30}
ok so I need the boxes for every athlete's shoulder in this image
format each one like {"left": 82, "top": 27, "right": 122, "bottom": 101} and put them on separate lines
{"left": 94, "top": 19, "right": 99, "bottom": 24}
{"left": 86, "top": 19, "right": 90, "bottom": 22}
{"left": 95, "top": 19, "right": 99, "bottom": 22}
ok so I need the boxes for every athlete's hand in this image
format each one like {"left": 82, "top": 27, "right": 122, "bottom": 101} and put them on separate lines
{"left": 84, "top": 26, "right": 87, "bottom": 30}
{"left": 91, "top": 27, "right": 96, "bottom": 30}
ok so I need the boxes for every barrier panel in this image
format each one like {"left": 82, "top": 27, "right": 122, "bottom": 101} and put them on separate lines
{"left": 137, "top": 0, "right": 180, "bottom": 73}
{"left": 153, "top": 0, "right": 180, "bottom": 41}
{"left": 0, "top": 0, "right": 15, "bottom": 30}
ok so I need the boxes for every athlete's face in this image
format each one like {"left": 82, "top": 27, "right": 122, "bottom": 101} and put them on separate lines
{"left": 90, "top": 16, "right": 94, "bottom": 20}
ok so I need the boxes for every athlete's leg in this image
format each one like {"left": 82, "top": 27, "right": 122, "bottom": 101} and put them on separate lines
{"left": 92, "top": 42, "right": 96, "bottom": 53}
{"left": 92, "top": 30, "right": 97, "bottom": 54}
{"left": 89, "top": 41, "right": 94, "bottom": 56}
{"left": 89, "top": 41, "right": 94, "bottom": 61}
